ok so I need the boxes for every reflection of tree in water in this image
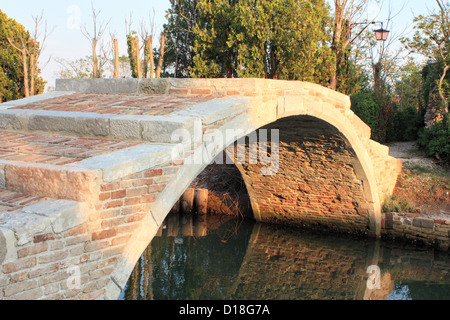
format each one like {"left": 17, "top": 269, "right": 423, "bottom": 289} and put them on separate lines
{"left": 122, "top": 216, "right": 450, "bottom": 300}
{"left": 122, "top": 216, "right": 254, "bottom": 300}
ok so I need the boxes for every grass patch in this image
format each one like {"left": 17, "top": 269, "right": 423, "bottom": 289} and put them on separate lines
{"left": 382, "top": 195, "right": 416, "bottom": 213}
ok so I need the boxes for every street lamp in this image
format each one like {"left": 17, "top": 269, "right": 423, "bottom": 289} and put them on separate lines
{"left": 373, "top": 25, "right": 390, "bottom": 42}
{"left": 349, "top": 21, "right": 390, "bottom": 44}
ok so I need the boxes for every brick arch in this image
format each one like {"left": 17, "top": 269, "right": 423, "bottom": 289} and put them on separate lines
{"left": 233, "top": 115, "right": 378, "bottom": 236}
{"left": 240, "top": 92, "right": 386, "bottom": 238}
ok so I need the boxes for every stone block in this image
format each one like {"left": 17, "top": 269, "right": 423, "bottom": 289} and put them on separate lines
{"left": 141, "top": 118, "right": 198, "bottom": 143}
{"left": 171, "top": 97, "right": 249, "bottom": 125}
{"left": 4, "top": 162, "right": 100, "bottom": 203}
{"left": 0, "top": 227, "right": 16, "bottom": 264}
{"left": 383, "top": 212, "right": 393, "bottom": 229}
{"left": 73, "top": 143, "right": 175, "bottom": 182}
{"left": 109, "top": 116, "right": 142, "bottom": 140}
{"left": 22, "top": 199, "right": 89, "bottom": 234}
{"left": 0, "top": 210, "right": 52, "bottom": 246}
{"left": 412, "top": 217, "right": 435, "bottom": 229}
{"left": 138, "top": 79, "right": 171, "bottom": 94}
{"left": 28, "top": 112, "right": 110, "bottom": 137}
{"left": 0, "top": 163, "right": 5, "bottom": 189}
{"left": 0, "top": 111, "right": 26, "bottom": 130}
{"left": 56, "top": 78, "right": 139, "bottom": 94}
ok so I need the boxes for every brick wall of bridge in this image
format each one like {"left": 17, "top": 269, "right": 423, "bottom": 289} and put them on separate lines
{"left": 233, "top": 116, "right": 372, "bottom": 235}
{"left": 0, "top": 160, "right": 180, "bottom": 300}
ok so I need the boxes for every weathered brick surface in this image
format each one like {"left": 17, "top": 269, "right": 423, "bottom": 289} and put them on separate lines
{"left": 12, "top": 92, "right": 214, "bottom": 116}
{"left": 235, "top": 116, "right": 371, "bottom": 234}
{"left": 0, "top": 157, "right": 179, "bottom": 300}
{"left": 0, "top": 131, "right": 139, "bottom": 165}
{"left": 0, "top": 190, "right": 46, "bottom": 213}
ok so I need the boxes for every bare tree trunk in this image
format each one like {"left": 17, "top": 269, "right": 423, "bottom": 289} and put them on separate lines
{"left": 143, "top": 36, "right": 149, "bottom": 78}
{"left": 330, "top": 2, "right": 344, "bottom": 91}
{"left": 7, "top": 37, "right": 30, "bottom": 97}
{"left": 155, "top": 33, "right": 165, "bottom": 79}
{"left": 143, "top": 36, "right": 153, "bottom": 78}
{"left": 149, "top": 35, "right": 154, "bottom": 78}
{"left": 81, "top": 4, "right": 110, "bottom": 79}
{"left": 93, "top": 38, "right": 99, "bottom": 78}
{"left": 114, "top": 39, "right": 119, "bottom": 78}
{"left": 439, "top": 65, "right": 450, "bottom": 111}
{"left": 135, "top": 36, "right": 141, "bottom": 78}
{"left": 21, "top": 50, "right": 30, "bottom": 97}
{"left": 29, "top": 51, "right": 35, "bottom": 96}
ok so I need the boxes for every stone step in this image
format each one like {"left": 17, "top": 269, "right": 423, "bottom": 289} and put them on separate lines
{"left": 0, "top": 130, "right": 179, "bottom": 203}
{"left": 0, "top": 195, "right": 90, "bottom": 266}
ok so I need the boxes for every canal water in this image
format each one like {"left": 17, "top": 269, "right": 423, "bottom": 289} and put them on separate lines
{"left": 119, "top": 213, "right": 450, "bottom": 300}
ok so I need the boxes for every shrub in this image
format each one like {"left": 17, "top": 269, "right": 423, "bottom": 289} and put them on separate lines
{"left": 417, "top": 113, "right": 450, "bottom": 165}
{"left": 350, "top": 90, "right": 380, "bottom": 140}
{"left": 391, "top": 105, "right": 423, "bottom": 142}
{"left": 382, "top": 195, "right": 416, "bottom": 213}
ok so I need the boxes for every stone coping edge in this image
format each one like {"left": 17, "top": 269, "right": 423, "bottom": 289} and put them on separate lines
{"left": 0, "top": 199, "right": 90, "bottom": 264}
{"left": 0, "top": 142, "right": 180, "bottom": 201}
{"left": 0, "top": 97, "right": 249, "bottom": 142}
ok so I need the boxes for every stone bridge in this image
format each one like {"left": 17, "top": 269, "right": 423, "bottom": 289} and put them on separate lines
{"left": 0, "top": 78, "right": 401, "bottom": 300}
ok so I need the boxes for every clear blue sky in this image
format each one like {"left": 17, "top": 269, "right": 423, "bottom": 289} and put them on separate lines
{"left": 0, "top": 0, "right": 439, "bottom": 90}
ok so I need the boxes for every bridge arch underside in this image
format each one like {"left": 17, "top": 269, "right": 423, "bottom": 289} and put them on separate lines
{"left": 234, "top": 115, "right": 375, "bottom": 236}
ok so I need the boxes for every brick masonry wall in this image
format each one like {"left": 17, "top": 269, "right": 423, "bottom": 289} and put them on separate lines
{"left": 381, "top": 212, "right": 450, "bottom": 250}
{"left": 236, "top": 116, "right": 372, "bottom": 235}
{"left": 0, "top": 160, "right": 180, "bottom": 300}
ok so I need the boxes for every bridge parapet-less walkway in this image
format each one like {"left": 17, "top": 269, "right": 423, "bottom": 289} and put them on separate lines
{"left": 0, "top": 78, "right": 403, "bottom": 300}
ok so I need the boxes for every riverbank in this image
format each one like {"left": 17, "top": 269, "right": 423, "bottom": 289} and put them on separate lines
{"left": 188, "top": 142, "right": 449, "bottom": 250}
{"left": 383, "top": 141, "right": 450, "bottom": 250}
{"left": 387, "top": 142, "right": 449, "bottom": 218}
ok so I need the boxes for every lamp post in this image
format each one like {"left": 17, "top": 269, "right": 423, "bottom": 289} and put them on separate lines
{"left": 349, "top": 21, "right": 390, "bottom": 44}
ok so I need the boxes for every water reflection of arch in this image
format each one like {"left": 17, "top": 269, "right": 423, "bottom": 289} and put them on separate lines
{"left": 121, "top": 214, "right": 450, "bottom": 300}
{"left": 120, "top": 214, "right": 254, "bottom": 300}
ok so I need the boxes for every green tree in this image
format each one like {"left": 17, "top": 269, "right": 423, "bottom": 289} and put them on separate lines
{"left": 190, "top": 0, "right": 237, "bottom": 78}
{"left": 190, "top": 0, "right": 335, "bottom": 83}
{"left": 402, "top": 0, "right": 450, "bottom": 112}
{"left": 0, "top": 9, "right": 45, "bottom": 102}
{"left": 164, "top": 0, "right": 200, "bottom": 78}
{"left": 350, "top": 89, "right": 380, "bottom": 140}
